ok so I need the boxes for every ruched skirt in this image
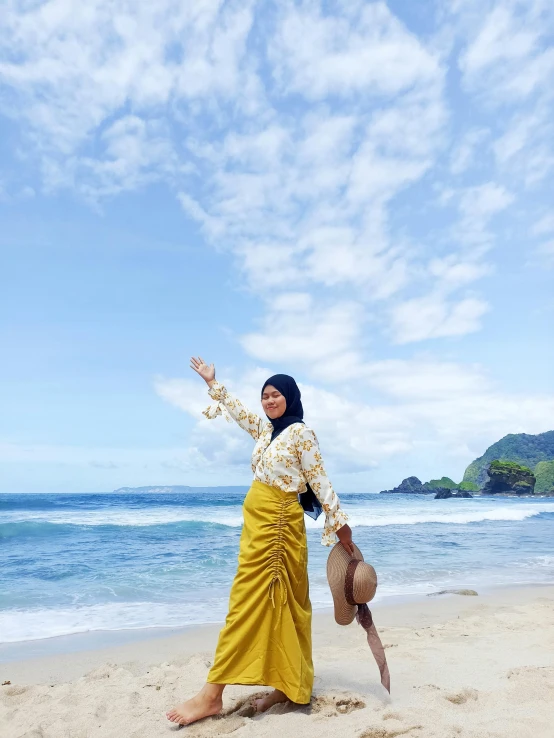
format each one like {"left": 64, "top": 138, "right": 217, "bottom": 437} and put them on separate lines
{"left": 206, "top": 479, "right": 313, "bottom": 704}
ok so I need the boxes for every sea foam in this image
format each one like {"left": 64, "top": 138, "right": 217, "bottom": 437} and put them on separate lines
{"left": 2, "top": 502, "right": 553, "bottom": 529}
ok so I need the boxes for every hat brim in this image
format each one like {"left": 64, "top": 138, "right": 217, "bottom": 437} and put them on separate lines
{"left": 326, "top": 542, "right": 365, "bottom": 626}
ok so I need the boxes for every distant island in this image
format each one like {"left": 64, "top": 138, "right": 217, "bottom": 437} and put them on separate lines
{"left": 112, "top": 485, "right": 249, "bottom": 494}
{"left": 379, "top": 430, "right": 554, "bottom": 498}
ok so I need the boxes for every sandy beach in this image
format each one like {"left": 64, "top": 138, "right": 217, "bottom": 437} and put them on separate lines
{"left": 1, "top": 584, "right": 552, "bottom": 738}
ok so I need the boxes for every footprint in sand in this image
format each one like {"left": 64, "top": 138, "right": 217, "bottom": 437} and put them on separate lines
{"left": 359, "top": 727, "right": 421, "bottom": 738}
{"left": 382, "top": 711, "right": 403, "bottom": 720}
{"left": 413, "top": 683, "right": 441, "bottom": 692}
{"left": 167, "top": 692, "right": 366, "bottom": 733}
{"left": 309, "top": 693, "right": 366, "bottom": 716}
{"left": 444, "top": 687, "right": 479, "bottom": 705}
{"left": 506, "top": 665, "right": 553, "bottom": 680}
{"left": 3, "top": 685, "right": 30, "bottom": 697}
{"left": 224, "top": 692, "right": 267, "bottom": 719}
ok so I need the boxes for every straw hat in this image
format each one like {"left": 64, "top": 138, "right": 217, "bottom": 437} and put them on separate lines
{"left": 326, "top": 542, "right": 390, "bottom": 694}
{"left": 326, "top": 542, "right": 377, "bottom": 625}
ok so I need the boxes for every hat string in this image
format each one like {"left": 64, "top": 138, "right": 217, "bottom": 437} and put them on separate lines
{"left": 344, "top": 558, "right": 391, "bottom": 694}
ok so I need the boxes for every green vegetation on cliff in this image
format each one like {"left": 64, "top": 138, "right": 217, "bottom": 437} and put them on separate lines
{"left": 381, "top": 431, "right": 554, "bottom": 497}
{"left": 489, "top": 460, "right": 532, "bottom": 473}
{"left": 458, "top": 481, "right": 479, "bottom": 492}
{"left": 483, "top": 460, "right": 536, "bottom": 495}
{"left": 462, "top": 431, "right": 554, "bottom": 488}
{"left": 535, "top": 460, "right": 554, "bottom": 494}
{"left": 423, "top": 477, "right": 457, "bottom": 491}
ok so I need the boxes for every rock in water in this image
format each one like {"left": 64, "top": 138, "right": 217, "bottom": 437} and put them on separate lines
{"left": 482, "top": 460, "right": 536, "bottom": 495}
{"left": 434, "top": 489, "right": 473, "bottom": 499}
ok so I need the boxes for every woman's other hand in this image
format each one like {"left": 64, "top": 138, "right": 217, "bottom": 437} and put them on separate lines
{"left": 190, "top": 356, "right": 216, "bottom": 387}
{"left": 336, "top": 523, "right": 354, "bottom": 555}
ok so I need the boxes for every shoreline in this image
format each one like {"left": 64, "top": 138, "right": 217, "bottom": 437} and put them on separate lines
{"left": 1, "top": 582, "right": 551, "bottom": 682}
{"left": 1, "top": 580, "right": 549, "bottom": 666}
{"left": 1, "top": 583, "right": 552, "bottom": 737}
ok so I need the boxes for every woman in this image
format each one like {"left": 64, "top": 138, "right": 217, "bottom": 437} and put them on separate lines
{"left": 167, "top": 357, "right": 353, "bottom": 726}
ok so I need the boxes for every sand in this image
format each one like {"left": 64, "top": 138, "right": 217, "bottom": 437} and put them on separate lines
{"left": 1, "top": 585, "right": 553, "bottom": 738}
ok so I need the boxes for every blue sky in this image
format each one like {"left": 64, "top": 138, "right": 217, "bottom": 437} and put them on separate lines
{"left": 1, "top": 0, "right": 553, "bottom": 494}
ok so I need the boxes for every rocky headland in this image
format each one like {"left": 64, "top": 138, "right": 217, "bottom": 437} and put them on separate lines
{"left": 379, "top": 475, "right": 475, "bottom": 498}
{"left": 463, "top": 430, "right": 554, "bottom": 490}
{"left": 379, "top": 430, "right": 554, "bottom": 498}
{"left": 379, "top": 476, "right": 433, "bottom": 495}
{"left": 482, "top": 460, "right": 536, "bottom": 495}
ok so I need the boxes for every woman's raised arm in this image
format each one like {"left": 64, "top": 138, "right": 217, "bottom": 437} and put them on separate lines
{"left": 190, "top": 356, "right": 265, "bottom": 440}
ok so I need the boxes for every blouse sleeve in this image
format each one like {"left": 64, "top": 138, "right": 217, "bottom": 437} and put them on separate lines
{"left": 203, "top": 380, "right": 265, "bottom": 441}
{"left": 296, "top": 425, "right": 349, "bottom": 546}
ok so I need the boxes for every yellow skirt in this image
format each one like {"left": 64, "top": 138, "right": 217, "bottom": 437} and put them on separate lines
{"left": 206, "top": 480, "right": 313, "bottom": 704}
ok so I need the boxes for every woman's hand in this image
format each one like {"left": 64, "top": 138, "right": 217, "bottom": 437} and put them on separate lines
{"left": 336, "top": 523, "right": 355, "bottom": 556}
{"left": 190, "top": 356, "right": 216, "bottom": 386}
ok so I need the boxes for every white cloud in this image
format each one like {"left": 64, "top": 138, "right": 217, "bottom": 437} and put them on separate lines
{"left": 76, "top": 115, "right": 177, "bottom": 198}
{"left": 389, "top": 293, "right": 489, "bottom": 344}
{"left": 382, "top": 181, "right": 510, "bottom": 346}
{"left": 0, "top": 0, "right": 453, "bottom": 354}
{"left": 7, "top": 348, "right": 554, "bottom": 488}
{"left": 154, "top": 369, "right": 268, "bottom": 469}
{"left": 450, "top": 0, "right": 554, "bottom": 192}
{"left": 446, "top": 182, "right": 514, "bottom": 250}
{"left": 428, "top": 254, "right": 493, "bottom": 290}
{"left": 361, "top": 359, "right": 490, "bottom": 400}
{"left": 493, "top": 113, "right": 540, "bottom": 164}
{"left": 0, "top": 0, "right": 256, "bottom": 191}
{"left": 240, "top": 297, "right": 365, "bottom": 364}
{"left": 2, "top": 0, "right": 551, "bottom": 495}
{"left": 458, "top": 182, "right": 514, "bottom": 220}
{"left": 270, "top": 1, "right": 441, "bottom": 99}
{"left": 532, "top": 213, "right": 554, "bottom": 236}
{"left": 154, "top": 364, "right": 554, "bottom": 480}
{"left": 458, "top": 3, "right": 554, "bottom": 101}
{"left": 452, "top": 1, "right": 554, "bottom": 191}
{"left": 449, "top": 127, "right": 489, "bottom": 175}
{"left": 492, "top": 105, "right": 554, "bottom": 186}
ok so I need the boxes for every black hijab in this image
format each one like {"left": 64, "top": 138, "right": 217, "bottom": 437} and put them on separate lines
{"left": 261, "top": 374, "right": 323, "bottom": 520}
{"left": 261, "top": 374, "right": 304, "bottom": 442}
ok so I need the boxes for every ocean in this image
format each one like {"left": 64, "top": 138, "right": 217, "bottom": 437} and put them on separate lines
{"left": 1, "top": 490, "right": 553, "bottom": 645}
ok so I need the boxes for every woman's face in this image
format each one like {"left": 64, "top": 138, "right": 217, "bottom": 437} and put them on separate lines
{"left": 261, "top": 385, "right": 287, "bottom": 420}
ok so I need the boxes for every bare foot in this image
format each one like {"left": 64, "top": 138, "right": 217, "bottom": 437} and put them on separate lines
{"left": 166, "top": 691, "right": 223, "bottom": 726}
{"left": 255, "top": 688, "right": 289, "bottom": 712}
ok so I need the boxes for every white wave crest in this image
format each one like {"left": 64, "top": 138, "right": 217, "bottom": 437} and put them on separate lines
{"left": 2, "top": 502, "right": 553, "bottom": 529}
{"left": 0, "top": 601, "right": 227, "bottom": 643}
{"left": 345, "top": 503, "right": 554, "bottom": 528}
{"left": 0, "top": 508, "right": 244, "bottom": 528}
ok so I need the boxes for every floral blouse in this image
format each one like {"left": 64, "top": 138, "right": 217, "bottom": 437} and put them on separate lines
{"left": 203, "top": 380, "right": 349, "bottom": 546}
